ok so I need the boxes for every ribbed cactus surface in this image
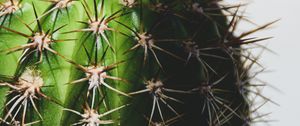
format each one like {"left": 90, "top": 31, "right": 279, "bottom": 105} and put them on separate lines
{"left": 0, "top": 0, "right": 274, "bottom": 126}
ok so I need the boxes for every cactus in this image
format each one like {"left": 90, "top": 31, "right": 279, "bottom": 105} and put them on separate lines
{"left": 0, "top": 0, "right": 275, "bottom": 125}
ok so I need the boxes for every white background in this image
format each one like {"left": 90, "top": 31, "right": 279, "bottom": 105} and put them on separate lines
{"left": 224, "top": 0, "right": 300, "bottom": 125}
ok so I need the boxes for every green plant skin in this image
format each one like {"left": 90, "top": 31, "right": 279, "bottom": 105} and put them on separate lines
{"left": 0, "top": 0, "right": 264, "bottom": 126}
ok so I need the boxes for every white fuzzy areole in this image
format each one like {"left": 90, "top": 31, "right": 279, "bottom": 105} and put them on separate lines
{"left": 192, "top": 3, "right": 204, "bottom": 14}
{"left": 86, "top": 66, "right": 106, "bottom": 90}
{"left": 89, "top": 20, "right": 110, "bottom": 35}
{"left": 154, "top": 3, "right": 169, "bottom": 12}
{"left": 81, "top": 109, "right": 101, "bottom": 126}
{"left": 18, "top": 69, "right": 44, "bottom": 97}
{"left": 137, "top": 33, "right": 154, "bottom": 48}
{"left": 183, "top": 41, "right": 200, "bottom": 57}
{"left": 153, "top": 122, "right": 163, "bottom": 126}
{"left": 32, "top": 32, "right": 51, "bottom": 51}
{"left": 199, "top": 85, "right": 212, "bottom": 95}
{"left": 120, "top": 0, "right": 136, "bottom": 7}
{"left": 0, "top": 0, "right": 20, "bottom": 16}
{"left": 146, "top": 79, "right": 164, "bottom": 95}
{"left": 55, "top": 0, "right": 73, "bottom": 9}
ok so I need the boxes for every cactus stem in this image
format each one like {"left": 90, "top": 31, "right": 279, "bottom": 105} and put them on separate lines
{"left": 0, "top": 0, "right": 273, "bottom": 125}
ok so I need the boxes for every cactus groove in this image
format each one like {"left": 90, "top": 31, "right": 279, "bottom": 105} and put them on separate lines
{"left": 0, "top": 0, "right": 274, "bottom": 126}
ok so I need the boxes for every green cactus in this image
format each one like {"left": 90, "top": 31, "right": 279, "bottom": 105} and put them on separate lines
{"left": 0, "top": 0, "right": 275, "bottom": 125}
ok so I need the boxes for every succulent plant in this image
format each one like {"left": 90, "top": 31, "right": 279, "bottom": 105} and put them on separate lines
{"left": 0, "top": 0, "right": 276, "bottom": 125}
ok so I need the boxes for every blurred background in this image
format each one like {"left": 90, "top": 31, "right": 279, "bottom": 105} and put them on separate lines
{"left": 224, "top": 0, "right": 299, "bottom": 125}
